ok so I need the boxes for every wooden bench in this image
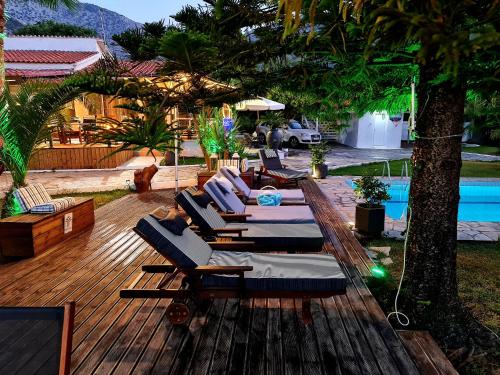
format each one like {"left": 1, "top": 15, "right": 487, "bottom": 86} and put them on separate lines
{"left": 0, "top": 198, "right": 95, "bottom": 258}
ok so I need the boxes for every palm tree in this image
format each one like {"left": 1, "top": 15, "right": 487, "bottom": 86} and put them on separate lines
{"left": 0, "top": 0, "right": 79, "bottom": 90}
{"left": 0, "top": 81, "right": 81, "bottom": 217}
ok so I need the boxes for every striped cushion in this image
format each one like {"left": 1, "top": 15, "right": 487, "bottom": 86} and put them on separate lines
{"left": 259, "top": 149, "right": 283, "bottom": 170}
{"left": 204, "top": 251, "right": 347, "bottom": 292}
{"left": 136, "top": 215, "right": 212, "bottom": 268}
{"left": 30, "top": 197, "right": 76, "bottom": 214}
{"left": 13, "top": 184, "right": 52, "bottom": 213}
{"left": 175, "top": 188, "right": 226, "bottom": 231}
{"left": 267, "top": 169, "right": 308, "bottom": 179}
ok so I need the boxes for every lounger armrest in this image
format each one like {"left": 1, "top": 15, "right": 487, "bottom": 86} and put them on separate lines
{"left": 188, "top": 265, "right": 253, "bottom": 275}
{"left": 207, "top": 241, "right": 255, "bottom": 250}
{"left": 220, "top": 213, "right": 251, "bottom": 222}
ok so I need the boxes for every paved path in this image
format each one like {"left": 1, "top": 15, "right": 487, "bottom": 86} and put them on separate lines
{"left": 282, "top": 145, "right": 500, "bottom": 171}
{"left": 1, "top": 145, "right": 498, "bottom": 197}
{"left": 317, "top": 176, "right": 500, "bottom": 242}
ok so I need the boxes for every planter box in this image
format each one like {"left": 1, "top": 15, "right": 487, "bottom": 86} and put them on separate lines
{"left": 0, "top": 198, "right": 95, "bottom": 258}
{"left": 355, "top": 203, "right": 385, "bottom": 236}
{"left": 312, "top": 164, "right": 328, "bottom": 179}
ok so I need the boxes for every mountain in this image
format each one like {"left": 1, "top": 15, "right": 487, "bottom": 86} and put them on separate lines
{"left": 5, "top": 0, "right": 142, "bottom": 57}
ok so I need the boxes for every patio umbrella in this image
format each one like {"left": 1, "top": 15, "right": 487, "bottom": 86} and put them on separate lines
{"left": 235, "top": 97, "right": 285, "bottom": 119}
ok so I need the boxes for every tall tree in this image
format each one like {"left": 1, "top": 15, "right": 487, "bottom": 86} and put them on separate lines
{"left": 279, "top": 0, "right": 499, "bottom": 348}
{"left": 0, "top": 0, "right": 78, "bottom": 90}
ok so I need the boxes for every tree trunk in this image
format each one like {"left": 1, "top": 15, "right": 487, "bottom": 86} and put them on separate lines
{"left": 403, "top": 61, "right": 470, "bottom": 345}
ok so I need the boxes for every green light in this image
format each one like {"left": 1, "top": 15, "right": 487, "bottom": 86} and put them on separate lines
{"left": 371, "top": 265, "right": 387, "bottom": 278}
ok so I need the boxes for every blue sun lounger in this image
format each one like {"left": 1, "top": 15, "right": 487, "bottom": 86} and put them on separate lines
{"left": 204, "top": 176, "right": 316, "bottom": 224}
{"left": 176, "top": 188, "right": 324, "bottom": 251}
{"left": 121, "top": 212, "right": 347, "bottom": 324}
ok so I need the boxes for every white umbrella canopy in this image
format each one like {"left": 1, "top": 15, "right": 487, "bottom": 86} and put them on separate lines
{"left": 235, "top": 97, "right": 285, "bottom": 111}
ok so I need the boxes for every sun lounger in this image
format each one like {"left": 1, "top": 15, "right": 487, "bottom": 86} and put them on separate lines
{"left": 219, "top": 166, "right": 306, "bottom": 204}
{"left": 0, "top": 302, "right": 75, "bottom": 375}
{"left": 204, "top": 176, "right": 316, "bottom": 224}
{"left": 258, "top": 149, "right": 309, "bottom": 186}
{"left": 176, "top": 188, "right": 324, "bottom": 251}
{"left": 120, "top": 212, "right": 347, "bottom": 324}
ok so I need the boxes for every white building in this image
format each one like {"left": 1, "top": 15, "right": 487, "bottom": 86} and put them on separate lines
{"left": 338, "top": 111, "right": 409, "bottom": 149}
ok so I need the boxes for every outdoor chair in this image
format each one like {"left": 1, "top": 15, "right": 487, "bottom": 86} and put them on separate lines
{"left": 204, "top": 176, "right": 316, "bottom": 224}
{"left": 176, "top": 188, "right": 324, "bottom": 251}
{"left": 219, "top": 166, "right": 306, "bottom": 204}
{"left": 257, "top": 149, "right": 309, "bottom": 186}
{"left": 120, "top": 212, "right": 347, "bottom": 325}
{"left": 0, "top": 301, "right": 75, "bottom": 375}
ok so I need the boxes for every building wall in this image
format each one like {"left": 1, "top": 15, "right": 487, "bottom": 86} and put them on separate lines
{"left": 5, "top": 36, "right": 103, "bottom": 52}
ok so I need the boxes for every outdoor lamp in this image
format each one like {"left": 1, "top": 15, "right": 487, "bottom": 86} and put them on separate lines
{"left": 210, "top": 153, "right": 218, "bottom": 171}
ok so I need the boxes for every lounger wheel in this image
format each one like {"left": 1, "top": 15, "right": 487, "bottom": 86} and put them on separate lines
{"left": 166, "top": 302, "right": 190, "bottom": 325}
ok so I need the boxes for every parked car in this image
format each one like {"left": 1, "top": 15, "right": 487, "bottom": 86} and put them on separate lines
{"left": 254, "top": 119, "right": 322, "bottom": 148}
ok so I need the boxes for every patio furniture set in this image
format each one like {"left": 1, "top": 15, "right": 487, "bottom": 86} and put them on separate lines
{"left": 121, "top": 163, "right": 349, "bottom": 325}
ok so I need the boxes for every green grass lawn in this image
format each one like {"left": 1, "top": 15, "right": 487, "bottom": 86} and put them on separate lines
{"left": 53, "top": 189, "right": 131, "bottom": 209}
{"left": 367, "top": 239, "right": 500, "bottom": 332}
{"left": 462, "top": 145, "right": 500, "bottom": 155}
{"left": 329, "top": 159, "right": 500, "bottom": 178}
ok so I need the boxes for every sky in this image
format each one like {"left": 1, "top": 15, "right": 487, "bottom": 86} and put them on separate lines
{"left": 83, "top": 0, "right": 205, "bottom": 23}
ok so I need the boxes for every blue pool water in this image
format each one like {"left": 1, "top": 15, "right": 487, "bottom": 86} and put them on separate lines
{"left": 349, "top": 180, "right": 500, "bottom": 222}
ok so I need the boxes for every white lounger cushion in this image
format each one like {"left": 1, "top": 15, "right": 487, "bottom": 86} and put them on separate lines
{"left": 204, "top": 251, "right": 347, "bottom": 292}
{"left": 244, "top": 205, "right": 315, "bottom": 224}
{"left": 225, "top": 222, "right": 324, "bottom": 249}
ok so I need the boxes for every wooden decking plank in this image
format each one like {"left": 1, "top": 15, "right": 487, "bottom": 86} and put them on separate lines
{"left": 16, "top": 234, "right": 144, "bottom": 307}
{"left": 207, "top": 298, "right": 240, "bottom": 374}
{"left": 266, "top": 298, "right": 284, "bottom": 375}
{"left": 309, "top": 298, "right": 342, "bottom": 375}
{"left": 245, "top": 298, "right": 268, "bottom": 375}
{"left": 280, "top": 298, "right": 302, "bottom": 375}
{"left": 184, "top": 299, "right": 228, "bottom": 375}
{"left": 294, "top": 299, "right": 324, "bottom": 375}
{"left": 149, "top": 300, "right": 210, "bottom": 375}
{"left": 72, "top": 258, "right": 163, "bottom": 373}
{"left": 226, "top": 298, "right": 253, "bottom": 375}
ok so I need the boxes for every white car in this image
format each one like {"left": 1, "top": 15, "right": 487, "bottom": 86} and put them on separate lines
{"left": 254, "top": 119, "right": 322, "bottom": 148}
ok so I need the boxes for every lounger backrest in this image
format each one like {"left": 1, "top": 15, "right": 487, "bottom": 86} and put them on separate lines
{"left": 204, "top": 176, "right": 246, "bottom": 213}
{"left": 219, "top": 167, "right": 251, "bottom": 197}
{"left": 13, "top": 183, "right": 52, "bottom": 213}
{"left": 175, "top": 188, "right": 226, "bottom": 231}
{"left": 259, "top": 149, "right": 283, "bottom": 170}
{"left": 136, "top": 215, "right": 212, "bottom": 268}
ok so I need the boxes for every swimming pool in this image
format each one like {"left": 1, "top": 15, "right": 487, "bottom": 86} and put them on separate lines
{"left": 348, "top": 180, "right": 500, "bottom": 222}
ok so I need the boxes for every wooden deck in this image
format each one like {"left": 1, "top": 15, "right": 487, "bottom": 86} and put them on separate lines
{"left": 0, "top": 180, "right": 439, "bottom": 374}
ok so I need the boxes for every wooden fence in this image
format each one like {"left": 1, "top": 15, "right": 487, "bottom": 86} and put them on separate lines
{"left": 29, "top": 146, "right": 133, "bottom": 170}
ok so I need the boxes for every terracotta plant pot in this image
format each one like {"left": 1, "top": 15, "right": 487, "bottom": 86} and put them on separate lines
{"left": 162, "top": 151, "right": 175, "bottom": 166}
{"left": 355, "top": 203, "right": 385, "bottom": 237}
{"left": 312, "top": 163, "right": 328, "bottom": 179}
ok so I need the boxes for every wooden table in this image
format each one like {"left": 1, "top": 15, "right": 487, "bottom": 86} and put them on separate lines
{"left": 197, "top": 167, "right": 254, "bottom": 190}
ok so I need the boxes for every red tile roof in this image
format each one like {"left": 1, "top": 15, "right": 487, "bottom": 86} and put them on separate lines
{"left": 119, "top": 61, "right": 162, "bottom": 77}
{"left": 5, "top": 50, "right": 98, "bottom": 64}
{"left": 6, "top": 68, "right": 72, "bottom": 78}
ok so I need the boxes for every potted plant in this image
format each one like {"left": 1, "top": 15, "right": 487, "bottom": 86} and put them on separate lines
{"left": 353, "top": 175, "right": 390, "bottom": 237}
{"left": 310, "top": 142, "right": 329, "bottom": 178}
{"left": 261, "top": 112, "right": 284, "bottom": 149}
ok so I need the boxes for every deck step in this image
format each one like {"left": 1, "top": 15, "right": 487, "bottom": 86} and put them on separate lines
{"left": 398, "top": 330, "right": 458, "bottom": 375}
